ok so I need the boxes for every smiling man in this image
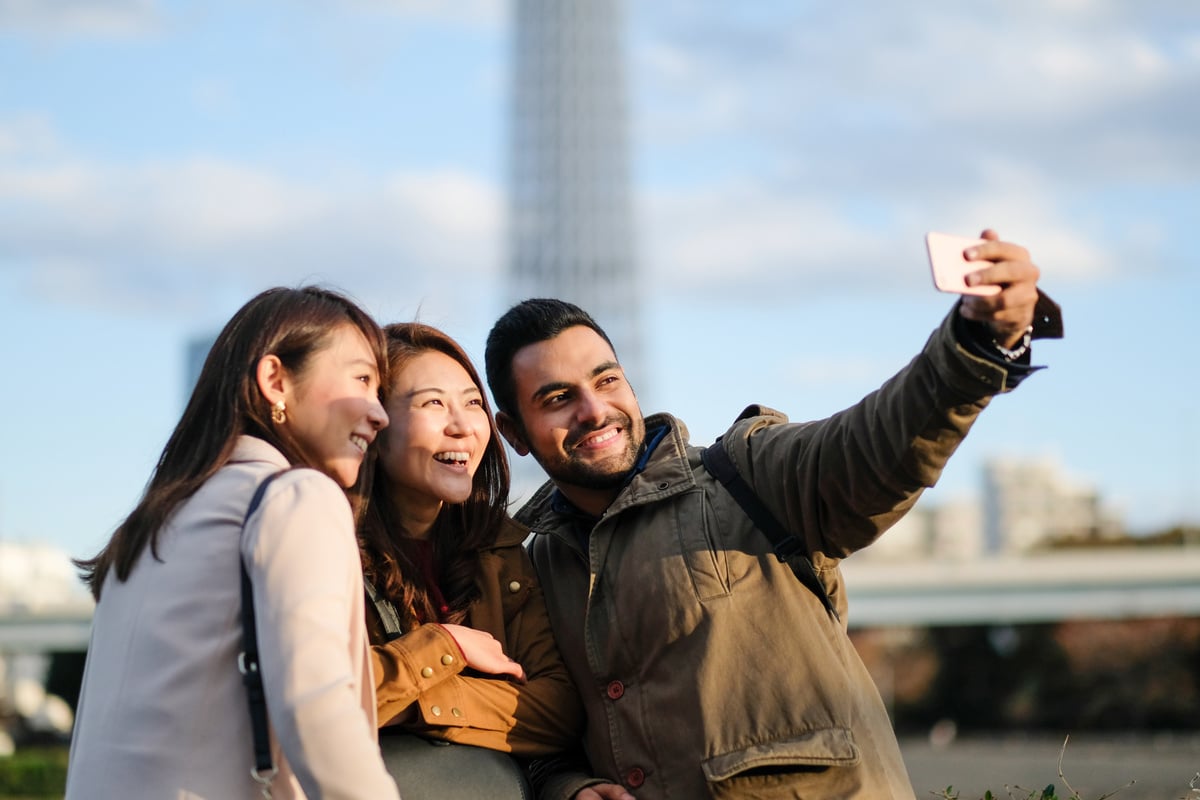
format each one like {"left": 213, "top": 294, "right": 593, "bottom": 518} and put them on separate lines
{"left": 484, "top": 232, "right": 1062, "bottom": 800}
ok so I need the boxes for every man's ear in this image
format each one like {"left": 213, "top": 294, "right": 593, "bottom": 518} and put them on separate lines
{"left": 256, "top": 354, "right": 288, "bottom": 406}
{"left": 495, "top": 411, "right": 530, "bottom": 457}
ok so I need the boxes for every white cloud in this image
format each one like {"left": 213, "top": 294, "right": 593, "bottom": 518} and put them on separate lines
{"left": 642, "top": 166, "right": 1110, "bottom": 301}
{"left": 347, "top": 0, "right": 503, "bottom": 28}
{"left": 0, "top": 2, "right": 1190, "bottom": 317}
{"left": 626, "top": 1, "right": 1193, "bottom": 302}
{"left": 643, "top": 181, "right": 879, "bottom": 289}
{"left": 0, "top": 115, "right": 63, "bottom": 159}
{"left": 0, "top": 0, "right": 161, "bottom": 36}
{"left": 0, "top": 121, "right": 503, "bottom": 314}
{"left": 633, "top": 3, "right": 1199, "bottom": 189}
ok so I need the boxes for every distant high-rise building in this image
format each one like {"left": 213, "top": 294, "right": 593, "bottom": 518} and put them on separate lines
{"left": 507, "top": 0, "right": 642, "bottom": 387}
{"left": 846, "top": 496, "right": 985, "bottom": 563}
{"left": 982, "top": 457, "right": 1121, "bottom": 553}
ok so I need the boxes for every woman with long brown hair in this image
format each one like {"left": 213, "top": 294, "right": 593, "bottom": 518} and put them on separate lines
{"left": 359, "top": 322, "right": 582, "bottom": 767}
{"left": 67, "top": 286, "right": 399, "bottom": 800}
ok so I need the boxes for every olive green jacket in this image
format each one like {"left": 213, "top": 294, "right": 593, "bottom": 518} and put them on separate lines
{"left": 519, "top": 302, "right": 1061, "bottom": 799}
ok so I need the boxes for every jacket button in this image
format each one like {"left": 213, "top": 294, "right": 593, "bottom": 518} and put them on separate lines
{"left": 421, "top": 667, "right": 434, "bottom": 678}
{"left": 451, "top": 707, "right": 463, "bottom": 718}
{"left": 441, "top": 654, "right": 455, "bottom": 665}
{"left": 626, "top": 767, "right": 645, "bottom": 788}
{"left": 508, "top": 580, "right": 522, "bottom": 593}
{"left": 606, "top": 680, "right": 625, "bottom": 700}
{"left": 657, "top": 481, "right": 669, "bottom": 490}
{"left": 431, "top": 705, "right": 442, "bottom": 717}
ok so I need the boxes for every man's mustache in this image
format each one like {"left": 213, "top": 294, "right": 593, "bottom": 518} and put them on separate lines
{"left": 566, "top": 416, "right": 629, "bottom": 450}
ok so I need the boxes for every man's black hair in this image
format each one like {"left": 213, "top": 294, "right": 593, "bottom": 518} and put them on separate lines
{"left": 484, "top": 298, "right": 616, "bottom": 418}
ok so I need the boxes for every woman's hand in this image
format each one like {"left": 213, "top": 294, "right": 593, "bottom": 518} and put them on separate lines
{"left": 575, "top": 784, "right": 635, "bottom": 800}
{"left": 440, "top": 623, "right": 526, "bottom": 682}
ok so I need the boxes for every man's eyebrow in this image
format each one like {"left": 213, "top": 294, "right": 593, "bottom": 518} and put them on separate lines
{"left": 529, "top": 361, "right": 621, "bottom": 402}
{"left": 531, "top": 381, "right": 572, "bottom": 402}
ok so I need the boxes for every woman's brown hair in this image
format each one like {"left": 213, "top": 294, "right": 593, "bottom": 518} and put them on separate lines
{"left": 359, "top": 322, "right": 510, "bottom": 628}
{"left": 77, "top": 286, "right": 388, "bottom": 600}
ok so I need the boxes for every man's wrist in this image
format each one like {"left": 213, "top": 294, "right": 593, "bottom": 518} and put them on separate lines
{"left": 951, "top": 312, "right": 1035, "bottom": 375}
{"left": 991, "top": 325, "right": 1033, "bottom": 362}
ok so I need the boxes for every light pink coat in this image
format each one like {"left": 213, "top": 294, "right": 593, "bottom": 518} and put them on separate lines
{"left": 66, "top": 436, "right": 399, "bottom": 800}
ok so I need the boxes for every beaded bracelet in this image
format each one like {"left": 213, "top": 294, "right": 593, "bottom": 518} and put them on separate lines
{"left": 993, "top": 325, "right": 1034, "bottom": 362}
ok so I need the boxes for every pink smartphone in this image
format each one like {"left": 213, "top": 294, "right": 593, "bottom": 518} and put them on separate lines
{"left": 925, "top": 232, "right": 1000, "bottom": 296}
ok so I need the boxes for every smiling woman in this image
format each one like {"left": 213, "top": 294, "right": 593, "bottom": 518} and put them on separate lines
{"left": 356, "top": 322, "right": 584, "bottom": 794}
{"left": 65, "top": 286, "right": 399, "bottom": 800}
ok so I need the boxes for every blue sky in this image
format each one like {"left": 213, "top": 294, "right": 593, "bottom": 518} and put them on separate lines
{"left": 2, "top": 0, "right": 1197, "bottom": 560}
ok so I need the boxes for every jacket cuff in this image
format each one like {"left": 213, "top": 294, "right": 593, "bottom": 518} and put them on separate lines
{"left": 929, "top": 290, "right": 1062, "bottom": 395}
{"left": 537, "top": 772, "right": 608, "bottom": 800}
{"left": 946, "top": 289, "right": 1063, "bottom": 392}
{"left": 374, "top": 623, "right": 469, "bottom": 726}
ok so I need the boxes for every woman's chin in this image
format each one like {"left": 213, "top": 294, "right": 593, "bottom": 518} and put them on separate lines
{"left": 432, "top": 481, "right": 474, "bottom": 505}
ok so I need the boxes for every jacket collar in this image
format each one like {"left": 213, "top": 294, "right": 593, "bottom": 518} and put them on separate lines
{"left": 536, "top": 412, "right": 698, "bottom": 528}
{"left": 227, "top": 435, "right": 292, "bottom": 470}
{"left": 486, "top": 515, "right": 532, "bottom": 550}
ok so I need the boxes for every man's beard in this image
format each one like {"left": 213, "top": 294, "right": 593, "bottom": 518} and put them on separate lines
{"left": 535, "top": 414, "right": 645, "bottom": 491}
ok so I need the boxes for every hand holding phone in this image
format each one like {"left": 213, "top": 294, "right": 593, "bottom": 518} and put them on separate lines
{"left": 926, "top": 231, "right": 1001, "bottom": 296}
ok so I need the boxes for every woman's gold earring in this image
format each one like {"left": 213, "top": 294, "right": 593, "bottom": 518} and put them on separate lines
{"left": 271, "top": 400, "right": 287, "bottom": 425}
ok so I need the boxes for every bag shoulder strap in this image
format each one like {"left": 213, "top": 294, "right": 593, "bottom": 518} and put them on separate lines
{"left": 701, "top": 438, "right": 840, "bottom": 621}
{"left": 239, "top": 470, "right": 290, "bottom": 796}
{"left": 363, "top": 579, "right": 406, "bottom": 642}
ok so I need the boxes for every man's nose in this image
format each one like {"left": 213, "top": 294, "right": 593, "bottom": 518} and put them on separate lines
{"left": 574, "top": 390, "right": 607, "bottom": 426}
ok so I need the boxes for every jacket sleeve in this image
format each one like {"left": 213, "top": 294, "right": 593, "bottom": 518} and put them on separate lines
{"left": 244, "top": 471, "right": 400, "bottom": 800}
{"left": 370, "top": 622, "right": 472, "bottom": 727}
{"left": 722, "top": 299, "right": 1061, "bottom": 560}
{"left": 527, "top": 746, "right": 610, "bottom": 800}
{"left": 372, "top": 543, "right": 585, "bottom": 756}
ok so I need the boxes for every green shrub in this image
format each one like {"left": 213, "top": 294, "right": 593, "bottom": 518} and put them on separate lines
{"left": 0, "top": 747, "right": 69, "bottom": 798}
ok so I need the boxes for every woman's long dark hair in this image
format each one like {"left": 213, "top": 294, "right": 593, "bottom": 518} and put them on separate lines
{"left": 77, "top": 286, "right": 388, "bottom": 600}
{"left": 359, "top": 322, "right": 510, "bottom": 628}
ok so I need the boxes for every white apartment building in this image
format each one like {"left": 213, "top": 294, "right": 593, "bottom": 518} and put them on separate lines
{"left": 983, "top": 456, "right": 1121, "bottom": 554}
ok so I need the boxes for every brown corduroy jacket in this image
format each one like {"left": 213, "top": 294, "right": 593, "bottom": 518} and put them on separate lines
{"left": 367, "top": 516, "right": 584, "bottom": 756}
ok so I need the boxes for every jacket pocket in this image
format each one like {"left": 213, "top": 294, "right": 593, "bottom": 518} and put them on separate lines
{"left": 672, "top": 488, "right": 731, "bottom": 601}
{"left": 701, "top": 726, "right": 860, "bottom": 782}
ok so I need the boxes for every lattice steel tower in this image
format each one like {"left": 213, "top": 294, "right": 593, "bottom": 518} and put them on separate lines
{"left": 507, "top": 0, "right": 642, "bottom": 384}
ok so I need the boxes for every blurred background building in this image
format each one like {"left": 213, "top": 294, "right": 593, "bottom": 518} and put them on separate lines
{"left": 0, "top": 542, "right": 89, "bottom": 755}
{"left": 506, "top": 0, "right": 642, "bottom": 388}
{"left": 850, "top": 456, "right": 1124, "bottom": 563}
{"left": 983, "top": 456, "right": 1124, "bottom": 554}
{"left": 505, "top": 0, "right": 642, "bottom": 499}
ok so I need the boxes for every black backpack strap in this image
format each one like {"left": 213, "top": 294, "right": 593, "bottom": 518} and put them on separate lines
{"left": 364, "top": 579, "right": 406, "bottom": 642}
{"left": 239, "top": 471, "right": 289, "bottom": 796}
{"left": 701, "top": 438, "right": 840, "bottom": 622}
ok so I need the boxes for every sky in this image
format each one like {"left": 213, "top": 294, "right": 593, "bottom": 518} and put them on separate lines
{"left": 1, "top": 0, "right": 1197, "bottom": 561}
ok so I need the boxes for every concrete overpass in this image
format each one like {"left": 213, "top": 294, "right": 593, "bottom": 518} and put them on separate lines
{"left": 841, "top": 548, "right": 1200, "bottom": 628}
{"left": 2, "top": 549, "right": 1199, "bottom": 652}
{"left": 0, "top": 606, "right": 93, "bottom": 652}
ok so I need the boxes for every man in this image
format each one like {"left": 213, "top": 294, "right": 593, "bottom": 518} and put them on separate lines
{"left": 484, "top": 230, "right": 1061, "bottom": 799}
